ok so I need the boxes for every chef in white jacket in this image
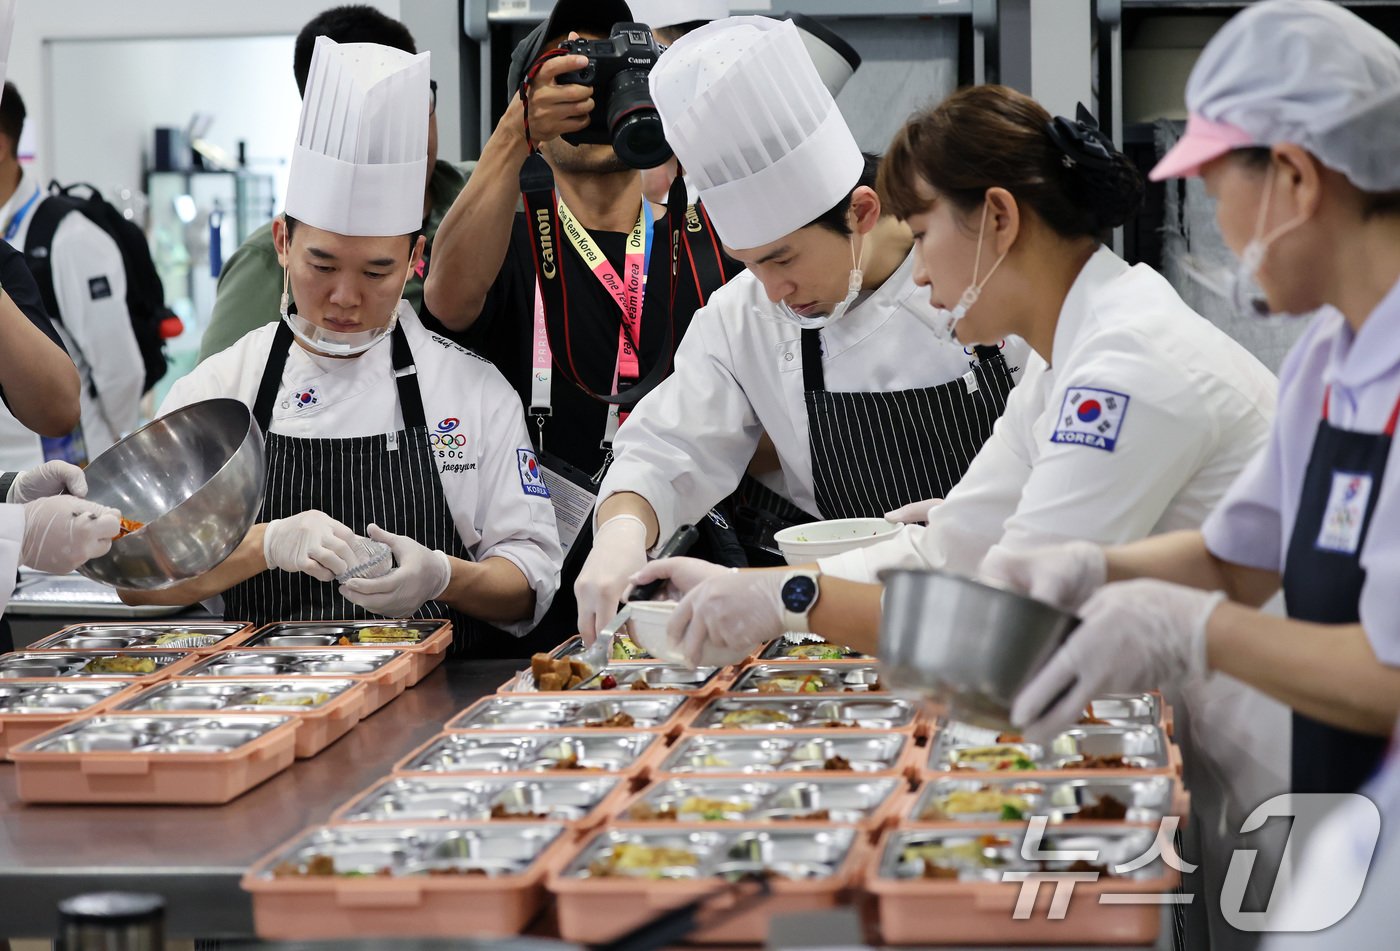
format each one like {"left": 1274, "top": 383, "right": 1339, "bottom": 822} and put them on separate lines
{"left": 123, "top": 38, "right": 561, "bottom": 657}
{"left": 575, "top": 17, "right": 1027, "bottom": 637}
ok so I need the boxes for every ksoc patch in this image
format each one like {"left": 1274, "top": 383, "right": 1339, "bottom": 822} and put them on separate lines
{"left": 1051, "top": 387, "right": 1130, "bottom": 452}
{"left": 517, "top": 449, "right": 550, "bottom": 498}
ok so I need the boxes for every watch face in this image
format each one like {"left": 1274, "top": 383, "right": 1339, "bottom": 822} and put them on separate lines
{"left": 781, "top": 575, "right": 818, "bottom": 614}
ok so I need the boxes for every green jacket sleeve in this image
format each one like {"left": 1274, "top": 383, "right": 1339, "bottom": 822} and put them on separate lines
{"left": 197, "top": 225, "right": 282, "bottom": 363}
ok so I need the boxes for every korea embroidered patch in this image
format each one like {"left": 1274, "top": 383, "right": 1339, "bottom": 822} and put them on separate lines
{"left": 1051, "top": 387, "right": 1131, "bottom": 452}
{"left": 517, "top": 449, "right": 551, "bottom": 498}
{"left": 1317, "top": 471, "right": 1373, "bottom": 554}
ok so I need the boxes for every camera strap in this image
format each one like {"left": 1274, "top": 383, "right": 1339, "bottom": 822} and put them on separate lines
{"left": 520, "top": 153, "right": 675, "bottom": 454}
{"left": 665, "top": 173, "right": 735, "bottom": 307}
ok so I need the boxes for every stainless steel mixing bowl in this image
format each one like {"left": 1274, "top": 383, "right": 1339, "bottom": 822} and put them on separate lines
{"left": 78, "top": 398, "right": 266, "bottom": 590}
{"left": 878, "top": 568, "right": 1080, "bottom": 729}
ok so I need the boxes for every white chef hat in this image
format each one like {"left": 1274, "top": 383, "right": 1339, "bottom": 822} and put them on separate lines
{"left": 0, "top": 0, "right": 17, "bottom": 95}
{"left": 650, "top": 16, "right": 863, "bottom": 250}
{"left": 1151, "top": 0, "right": 1400, "bottom": 191}
{"left": 285, "top": 36, "right": 430, "bottom": 237}
{"left": 629, "top": 0, "right": 728, "bottom": 30}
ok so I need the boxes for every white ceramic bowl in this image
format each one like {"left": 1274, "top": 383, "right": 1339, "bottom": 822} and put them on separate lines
{"left": 624, "top": 600, "right": 751, "bottom": 668}
{"left": 772, "top": 518, "right": 902, "bottom": 565}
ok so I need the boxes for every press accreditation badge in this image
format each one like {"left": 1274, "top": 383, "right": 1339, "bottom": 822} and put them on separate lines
{"left": 1317, "top": 471, "right": 1373, "bottom": 554}
{"left": 1051, "top": 387, "right": 1130, "bottom": 452}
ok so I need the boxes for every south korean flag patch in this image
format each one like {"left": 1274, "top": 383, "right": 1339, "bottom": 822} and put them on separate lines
{"left": 1051, "top": 387, "right": 1130, "bottom": 453}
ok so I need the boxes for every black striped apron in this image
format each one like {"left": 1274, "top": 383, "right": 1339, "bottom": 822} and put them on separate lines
{"left": 223, "top": 321, "right": 510, "bottom": 656}
{"left": 802, "top": 330, "right": 1016, "bottom": 519}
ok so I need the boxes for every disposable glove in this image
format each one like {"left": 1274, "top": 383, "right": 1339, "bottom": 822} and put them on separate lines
{"left": 7, "top": 460, "right": 88, "bottom": 504}
{"left": 653, "top": 562, "right": 786, "bottom": 668}
{"left": 627, "top": 555, "right": 731, "bottom": 603}
{"left": 980, "top": 540, "right": 1107, "bottom": 613}
{"left": 340, "top": 524, "right": 452, "bottom": 618}
{"left": 1011, "top": 579, "right": 1225, "bottom": 744}
{"left": 263, "top": 510, "right": 358, "bottom": 583}
{"left": 576, "top": 515, "right": 649, "bottom": 642}
{"left": 884, "top": 498, "right": 943, "bottom": 525}
{"left": 20, "top": 495, "right": 120, "bottom": 573}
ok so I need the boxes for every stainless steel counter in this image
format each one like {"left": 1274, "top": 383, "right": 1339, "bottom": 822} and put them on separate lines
{"left": 0, "top": 657, "right": 522, "bottom": 940}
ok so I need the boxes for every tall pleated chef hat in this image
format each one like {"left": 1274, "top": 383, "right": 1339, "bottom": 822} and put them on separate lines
{"left": 629, "top": 0, "right": 729, "bottom": 30}
{"left": 285, "top": 36, "right": 430, "bottom": 237}
{"left": 649, "top": 16, "right": 863, "bottom": 250}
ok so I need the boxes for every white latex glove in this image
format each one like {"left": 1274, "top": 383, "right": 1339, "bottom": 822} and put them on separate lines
{"left": 884, "top": 497, "right": 943, "bottom": 525}
{"left": 20, "top": 495, "right": 120, "bottom": 573}
{"left": 1011, "top": 579, "right": 1225, "bottom": 744}
{"left": 340, "top": 523, "right": 452, "bottom": 617}
{"left": 7, "top": 461, "right": 88, "bottom": 504}
{"left": 627, "top": 555, "right": 731, "bottom": 603}
{"left": 980, "top": 540, "right": 1108, "bottom": 613}
{"left": 576, "top": 515, "right": 650, "bottom": 642}
{"left": 660, "top": 563, "right": 786, "bottom": 668}
{"left": 263, "top": 510, "right": 358, "bottom": 583}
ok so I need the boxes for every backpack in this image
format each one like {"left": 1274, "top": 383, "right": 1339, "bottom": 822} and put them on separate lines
{"left": 23, "top": 181, "right": 175, "bottom": 394}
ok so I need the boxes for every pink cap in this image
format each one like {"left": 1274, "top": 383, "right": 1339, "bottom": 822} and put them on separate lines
{"left": 1149, "top": 113, "right": 1257, "bottom": 181}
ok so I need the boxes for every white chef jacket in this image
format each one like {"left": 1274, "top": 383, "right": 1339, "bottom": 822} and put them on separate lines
{"left": 0, "top": 168, "right": 144, "bottom": 469}
{"left": 159, "top": 304, "right": 563, "bottom": 635}
{"left": 598, "top": 251, "right": 1031, "bottom": 542}
{"left": 1202, "top": 280, "right": 1400, "bottom": 666}
{"left": 821, "top": 246, "right": 1278, "bottom": 581}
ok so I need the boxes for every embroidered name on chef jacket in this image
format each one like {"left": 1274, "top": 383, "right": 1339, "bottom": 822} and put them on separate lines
{"left": 517, "top": 449, "right": 551, "bottom": 498}
{"left": 1317, "top": 471, "right": 1373, "bottom": 554}
{"left": 1051, "top": 387, "right": 1130, "bottom": 452}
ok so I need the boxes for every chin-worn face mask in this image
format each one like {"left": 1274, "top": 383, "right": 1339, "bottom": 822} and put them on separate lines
{"left": 776, "top": 232, "right": 866, "bottom": 331}
{"left": 279, "top": 262, "right": 409, "bottom": 357}
{"left": 923, "top": 201, "right": 1007, "bottom": 342}
{"left": 1224, "top": 163, "right": 1307, "bottom": 320}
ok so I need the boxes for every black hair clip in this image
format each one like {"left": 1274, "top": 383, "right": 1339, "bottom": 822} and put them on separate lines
{"left": 1047, "top": 103, "right": 1118, "bottom": 172}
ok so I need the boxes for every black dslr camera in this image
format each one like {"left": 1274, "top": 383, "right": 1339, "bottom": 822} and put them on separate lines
{"left": 557, "top": 22, "right": 672, "bottom": 170}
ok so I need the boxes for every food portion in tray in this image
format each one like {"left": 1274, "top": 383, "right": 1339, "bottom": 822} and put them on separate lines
{"left": 566, "top": 827, "right": 857, "bottom": 883}
{"left": 731, "top": 665, "right": 883, "bottom": 695}
{"left": 530, "top": 654, "right": 594, "bottom": 691}
{"left": 930, "top": 723, "right": 1171, "bottom": 772}
{"left": 760, "top": 639, "right": 871, "bottom": 661}
{"left": 626, "top": 777, "right": 899, "bottom": 824}
{"left": 0, "top": 652, "right": 189, "bottom": 679}
{"left": 914, "top": 775, "right": 1178, "bottom": 824}
{"left": 399, "top": 732, "right": 659, "bottom": 775}
{"left": 261, "top": 824, "right": 564, "bottom": 879}
{"left": 661, "top": 733, "right": 908, "bottom": 774}
{"left": 695, "top": 696, "right": 917, "bottom": 731}
{"left": 32, "top": 625, "right": 247, "bottom": 652}
{"left": 882, "top": 826, "right": 1163, "bottom": 883}
{"left": 243, "top": 621, "right": 441, "bottom": 648}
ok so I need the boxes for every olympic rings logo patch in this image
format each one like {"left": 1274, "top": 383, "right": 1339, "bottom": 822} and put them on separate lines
{"left": 430, "top": 433, "right": 467, "bottom": 448}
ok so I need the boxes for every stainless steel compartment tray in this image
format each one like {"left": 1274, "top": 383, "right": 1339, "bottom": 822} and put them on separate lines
{"left": 183, "top": 650, "right": 402, "bottom": 678}
{"left": 912, "top": 774, "right": 1178, "bottom": 823}
{"left": 448, "top": 695, "right": 686, "bottom": 730}
{"left": 0, "top": 680, "right": 131, "bottom": 714}
{"left": 880, "top": 825, "right": 1165, "bottom": 882}
{"left": 257, "top": 823, "right": 565, "bottom": 878}
{"left": 117, "top": 679, "right": 359, "bottom": 713}
{"left": 625, "top": 776, "right": 899, "bottom": 823}
{"left": 563, "top": 826, "right": 857, "bottom": 881}
{"left": 759, "top": 639, "right": 871, "bottom": 661}
{"left": 729, "top": 664, "right": 883, "bottom": 694}
{"left": 575, "top": 664, "right": 719, "bottom": 691}
{"left": 0, "top": 651, "right": 189, "bottom": 679}
{"left": 400, "top": 732, "right": 659, "bottom": 774}
{"left": 660, "top": 733, "right": 907, "bottom": 774}
{"left": 929, "top": 722, "right": 1171, "bottom": 772}
{"left": 694, "top": 696, "right": 916, "bottom": 731}
{"left": 242, "top": 621, "right": 442, "bottom": 648}
{"left": 19, "top": 713, "right": 291, "bottom": 754}
{"left": 31, "top": 623, "right": 246, "bottom": 651}
{"left": 339, "top": 775, "right": 622, "bottom": 823}
{"left": 1080, "top": 694, "right": 1164, "bottom": 727}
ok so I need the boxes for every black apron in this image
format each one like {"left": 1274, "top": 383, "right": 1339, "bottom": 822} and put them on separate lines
{"left": 1280, "top": 384, "right": 1400, "bottom": 794}
{"left": 224, "top": 321, "right": 514, "bottom": 657}
{"left": 802, "top": 330, "right": 1016, "bottom": 519}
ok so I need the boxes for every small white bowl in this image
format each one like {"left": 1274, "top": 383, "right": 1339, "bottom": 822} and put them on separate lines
{"left": 773, "top": 518, "right": 902, "bottom": 565}
{"left": 624, "top": 601, "right": 686, "bottom": 664}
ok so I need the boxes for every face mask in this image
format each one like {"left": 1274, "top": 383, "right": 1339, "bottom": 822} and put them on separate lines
{"left": 923, "top": 201, "right": 1008, "bottom": 343}
{"left": 777, "top": 232, "right": 865, "bottom": 331}
{"left": 279, "top": 261, "right": 410, "bottom": 358}
{"left": 1226, "top": 163, "right": 1307, "bottom": 320}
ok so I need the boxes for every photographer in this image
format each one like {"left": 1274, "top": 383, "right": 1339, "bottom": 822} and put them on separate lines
{"left": 425, "top": 0, "right": 737, "bottom": 642}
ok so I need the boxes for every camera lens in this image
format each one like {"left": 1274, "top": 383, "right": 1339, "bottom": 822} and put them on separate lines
{"left": 606, "top": 70, "right": 673, "bottom": 169}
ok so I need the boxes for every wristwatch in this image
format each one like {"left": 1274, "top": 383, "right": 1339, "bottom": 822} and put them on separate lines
{"left": 780, "top": 570, "right": 821, "bottom": 632}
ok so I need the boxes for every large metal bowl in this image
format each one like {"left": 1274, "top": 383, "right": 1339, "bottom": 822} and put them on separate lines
{"left": 877, "top": 568, "right": 1079, "bottom": 729}
{"left": 78, "top": 398, "right": 266, "bottom": 591}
